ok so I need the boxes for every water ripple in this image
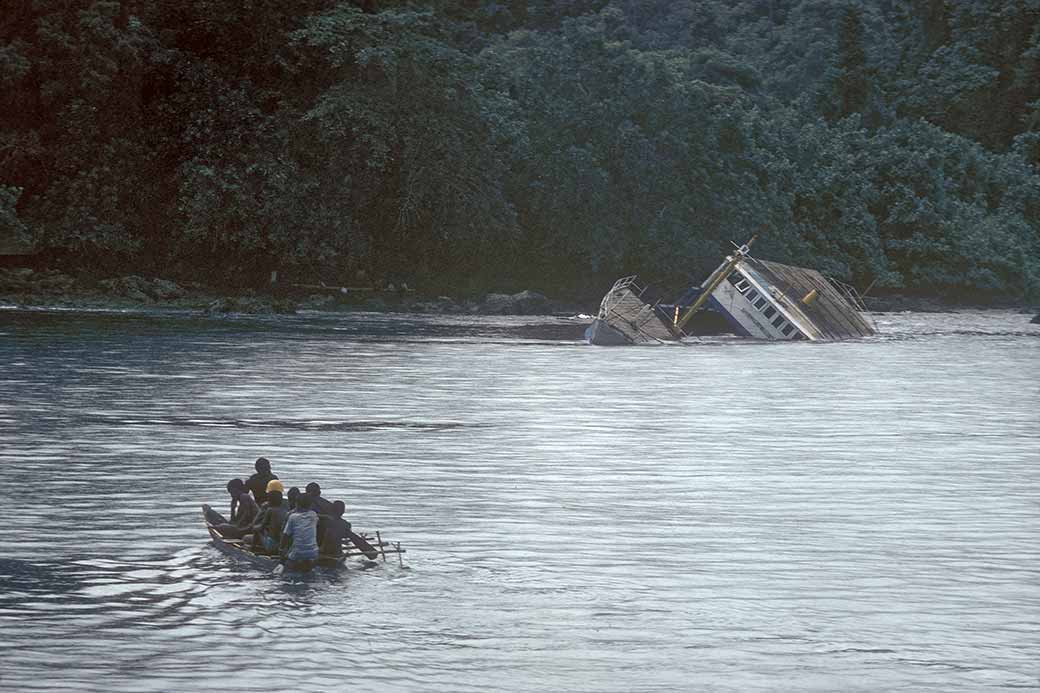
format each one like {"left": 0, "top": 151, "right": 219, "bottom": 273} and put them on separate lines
{"left": 0, "top": 309, "right": 1037, "bottom": 692}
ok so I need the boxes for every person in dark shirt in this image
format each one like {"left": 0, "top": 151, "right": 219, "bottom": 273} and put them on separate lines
{"left": 245, "top": 457, "right": 278, "bottom": 506}
{"left": 319, "top": 501, "right": 352, "bottom": 558}
{"left": 285, "top": 486, "right": 301, "bottom": 512}
{"left": 305, "top": 482, "right": 335, "bottom": 547}
{"left": 251, "top": 490, "right": 289, "bottom": 553}
{"left": 305, "top": 482, "right": 334, "bottom": 515}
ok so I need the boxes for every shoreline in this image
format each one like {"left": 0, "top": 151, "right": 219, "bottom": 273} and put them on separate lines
{"left": 1, "top": 268, "right": 1036, "bottom": 319}
{"left": 0, "top": 268, "right": 589, "bottom": 317}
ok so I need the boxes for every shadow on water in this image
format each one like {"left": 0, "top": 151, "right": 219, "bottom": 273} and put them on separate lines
{"left": 0, "top": 557, "right": 85, "bottom": 596}
{"left": 0, "top": 547, "right": 386, "bottom": 619}
{"left": 0, "top": 306, "right": 588, "bottom": 342}
{"left": 76, "top": 415, "right": 475, "bottom": 432}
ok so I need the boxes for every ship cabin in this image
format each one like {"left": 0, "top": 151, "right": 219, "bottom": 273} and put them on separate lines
{"left": 699, "top": 257, "right": 876, "bottom": 341}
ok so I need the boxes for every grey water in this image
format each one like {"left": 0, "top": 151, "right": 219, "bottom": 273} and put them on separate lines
{"left": 0, "top": 308, "right": 1037, "bottom": 692}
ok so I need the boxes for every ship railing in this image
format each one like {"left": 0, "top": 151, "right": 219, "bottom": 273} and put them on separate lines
{"left": 609, "top": 274, "right": 646, "bottom": 296}
{"left": 826, "top": 276, "right": 869, "bottom": 313}
{"left": 597, "top": 274, "right": 675, "bottom": 343}
{"left": 597, "top": 275, "right": 646, "bottom": 314}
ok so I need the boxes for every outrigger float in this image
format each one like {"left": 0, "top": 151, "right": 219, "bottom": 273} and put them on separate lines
{"left": 203, "top": 506, "right": 405, "bottom": 573}
{"left": 585, "top": 237, "right": 875, "bottom": 345}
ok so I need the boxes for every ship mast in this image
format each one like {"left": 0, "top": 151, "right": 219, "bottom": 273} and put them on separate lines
{"left": 674, "top": 235, "right": 756, "bottom": 332}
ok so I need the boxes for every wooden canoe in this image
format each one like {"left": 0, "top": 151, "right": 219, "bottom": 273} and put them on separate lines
{"left": 202, "top": 505, "right": 404, "bottom": 572}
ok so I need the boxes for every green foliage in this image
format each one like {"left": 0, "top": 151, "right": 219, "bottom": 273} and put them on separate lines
{"left": 286, "top": 5, "right": 519, "bottom": 287}
{"left": 0, "top": 0, "right": 1038, "bottom": 300}
{"left": 889, "top": 0, "right": 1040, "bottom": 150}
{"left": 819, "top": 7, "right": 869, "bottom": 121}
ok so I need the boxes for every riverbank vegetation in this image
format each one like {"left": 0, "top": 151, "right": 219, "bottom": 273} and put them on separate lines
{"left": 2, "top": 1, "right": 1039, "bottom": 304}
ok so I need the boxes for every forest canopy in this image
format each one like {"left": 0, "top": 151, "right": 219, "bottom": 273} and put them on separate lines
{"left": 2, "top": 0, "right": 1039, "bottom": 301}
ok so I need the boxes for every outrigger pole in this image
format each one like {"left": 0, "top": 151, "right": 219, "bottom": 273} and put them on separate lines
{"left": 673, "top": 235, "right": 756, "bottom": 332}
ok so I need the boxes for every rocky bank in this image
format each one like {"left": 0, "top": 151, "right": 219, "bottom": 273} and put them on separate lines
{"left": 0, "top": 268, "right": 588, "bottom": 316}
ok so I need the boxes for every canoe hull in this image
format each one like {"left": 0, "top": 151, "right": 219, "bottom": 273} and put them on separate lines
{"left": 203, "top": 506, "right": 345, "bottom": 572}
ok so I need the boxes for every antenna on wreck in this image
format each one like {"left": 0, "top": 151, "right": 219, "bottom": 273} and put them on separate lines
{"left": 673, "top": 234, "right": 756, "bottom": 332}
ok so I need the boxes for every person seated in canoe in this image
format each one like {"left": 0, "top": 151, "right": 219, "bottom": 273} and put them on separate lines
{"left": 249, "top": 485, "right": 288, "bottom": 553}
{"left": 246, "top": 479, "right": 285, "bottom": 537}
{"left": 318, "top": 501, "right": 352, "bottom": 558}
{"left": 280, "top": 494, "right": 319, "bottom": 571}
{"left": 285, "top": 486, "right": 301, "bottom": 512}
{"left": 281, "top": 487, "right": 310, "bottom": 540}
{"left": 265, "top": 479, "right": 285, "bottom": 498}
{"left": 203, "top": 478, "right": 245, "bottom": 525}
{"left": 304, "top": 482, "right": 334, "bottom": 515}
{"left": 204, "top": 479, "right": 259, "bottom": 539}
{"left": 245, "top": 457, "right": 278, "bottom": 506}
{"left": 305, "top": 482, "right": 336, "bottom": 545}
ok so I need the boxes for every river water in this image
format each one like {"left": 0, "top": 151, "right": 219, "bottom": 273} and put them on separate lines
{"left": 0, "top": 308, "right": 1037, "bottom": 692}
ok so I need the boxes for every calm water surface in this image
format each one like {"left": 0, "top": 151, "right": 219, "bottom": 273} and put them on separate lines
{"left": 0, "top": 308, "right": 1037, "bottom": 692}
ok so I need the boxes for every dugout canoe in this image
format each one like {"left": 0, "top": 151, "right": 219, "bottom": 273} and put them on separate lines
{"left": 202, "top": 505, "right": 404, "bottom": 572}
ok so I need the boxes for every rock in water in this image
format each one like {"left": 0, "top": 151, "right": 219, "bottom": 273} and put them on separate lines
{"left": 100, "top": 275, "right": 185, "bottom": 301}
{"left": 480, "top": 293, "right": 514, "bottom": 314}
{"left": 479, "top": 290, "right": 551, "bottom": 315}
{"left": 150, "top": 278, "right": 185, "bottom": 300}
{"left": 202, "top": 296, "right": 297, "bottom": 315}
{"left": 511, "top": 290, "right": 550, "bottom": 314}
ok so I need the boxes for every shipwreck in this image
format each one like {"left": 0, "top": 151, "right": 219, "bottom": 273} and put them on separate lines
{"left": 585, "top": 237, "right": 876, "bottom": 345}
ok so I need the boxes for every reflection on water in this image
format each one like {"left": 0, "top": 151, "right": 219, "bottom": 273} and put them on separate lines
{"left": 0, "top": 308, "right": 1038, "bottom": 692}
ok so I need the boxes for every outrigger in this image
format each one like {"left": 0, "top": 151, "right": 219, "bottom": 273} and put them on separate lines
{"left": 202, "top": 505, "right": 405, "bottom": 573}
{"left": 585, "top": 236, "right": 875, "bottom": 345}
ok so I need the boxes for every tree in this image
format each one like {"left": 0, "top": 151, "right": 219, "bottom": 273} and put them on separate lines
{"left": 287, "top": 5, "right": 518, "bottom": 290}
{"left": 820, "top": 6, "right": 870, "bottom": 121}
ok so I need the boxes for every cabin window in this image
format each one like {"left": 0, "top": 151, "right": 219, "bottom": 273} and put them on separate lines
{"left": 763, "top": 306, "right": 777, "bottom": 318}
{"left": 746, "top": 289, "right": 759, "bottom": 302}
{"left": 754, "top": 297, "right": 767, "bottom": 310}
{"left": 792, "top": 332, "right": 805, "bottom": 340}
{"left": 734, "top": 280, "right": 750, "bottom": 293}
{"left": 781, "top": 324, "right": 795, "bottom": 336}
{"left": 772, "top": 315, "right": 785, "bottom": 327}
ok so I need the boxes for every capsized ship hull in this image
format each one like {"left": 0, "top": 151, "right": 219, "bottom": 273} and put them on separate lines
{"left": 587, "top": 241, "right": 875, "bottom": 345}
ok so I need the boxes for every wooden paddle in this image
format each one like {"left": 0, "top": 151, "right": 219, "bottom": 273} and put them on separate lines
{"left": 347, "top": 530, "right": 380, "bottom": 560}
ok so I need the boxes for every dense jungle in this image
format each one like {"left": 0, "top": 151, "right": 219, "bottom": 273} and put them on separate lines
{"left": 2, "top": 0, "right": 1039, "bottom": 303}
